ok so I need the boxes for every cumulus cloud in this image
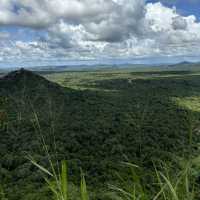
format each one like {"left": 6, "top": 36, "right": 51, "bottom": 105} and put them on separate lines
{"left": 0, "top": 0, "right": 200, "bottom": 66}
{"left": 142, "top": 2, "right": 200, "bottom": 56}
{"left": 0, "top": 0, "right": 50, "bottom": 28}
{"left": 0, "top": 0, "right": 140, "bottom": 29}
{"left": 0, "top": 0, "right": 146, "bottom": 42}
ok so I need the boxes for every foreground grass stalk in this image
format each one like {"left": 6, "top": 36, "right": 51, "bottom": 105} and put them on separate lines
{"left": 28, "top": 156, "right": 68, "bottom": 200}
{"left": 29, "top": 157, "right": 89, "bottom": 200}
{"left": 0, "top": 185, "right": 7, "bottom": 200}
{"left": 80, "top": 170, "right": 89, "bottom": 200}
{"left": 109, "top": 158, "right": 200, "bottom": 200}
{"left": 61, "top": 160, "right": 68, "bottom": 200}
{"left": 109, "top": 162, "right": 149, "bottom": 200}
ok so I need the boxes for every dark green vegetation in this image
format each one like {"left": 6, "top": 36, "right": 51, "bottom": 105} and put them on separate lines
{"left": 1, "top": 68, "right": 200, "bottom": 199}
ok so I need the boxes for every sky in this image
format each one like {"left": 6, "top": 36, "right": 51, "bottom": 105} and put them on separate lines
{"left": 0, "top": 0, "right": 200, "bottom": 68}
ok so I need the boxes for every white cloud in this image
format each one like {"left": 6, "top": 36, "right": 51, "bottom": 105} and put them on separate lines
{"left": 0, "top": 0, "right": 200, "bottom": 65}
{"left": 144, "top": 2, "right": 200, "bottom": 56}
{"left": 0, "top": 0, "right": 146, "bottom": 40}
{"left": 0, "top": 0, "right": 120, "bottom": 28}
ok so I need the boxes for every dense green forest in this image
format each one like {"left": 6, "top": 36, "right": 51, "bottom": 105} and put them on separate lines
{"left": 1, "top": 68, "right": 200, "bottom": 199}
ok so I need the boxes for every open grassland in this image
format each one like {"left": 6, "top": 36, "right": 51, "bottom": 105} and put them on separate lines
{"left": 45, "top": 69, "right": 200, "bottom": 112}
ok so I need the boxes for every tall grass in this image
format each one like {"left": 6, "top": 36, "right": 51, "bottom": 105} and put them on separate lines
{"left": 26, "top": 109, "right": 89, "bottom": 200}
{"left": 29, "top": 157, "right": 199, "bottom": 200}
{"left": 80, "top": 170, "right": 89, "bottom": 200}
{"left": 153, "top": 159, "right": 197, "bottom": 200}
{"left": 0, "top": 185, "right": 7, "bottom": 200}
{"left": 28, "top": 157, "right": 89, "bottom": 200}
{"left": 28, "top": 157, "right": 199, "bottom": 200}
{"left": 108, "top": 162, "right": 149, "bottom": 200}
{"left": 108, "top": 156, "right": 200, "bottom": 200}
{"left": 26, "top": 107, "right": 200, "bottom": 200}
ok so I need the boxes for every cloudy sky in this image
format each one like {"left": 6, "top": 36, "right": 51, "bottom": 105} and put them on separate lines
{"left": 0, "top": 0, "right": 200, "bottom": 68}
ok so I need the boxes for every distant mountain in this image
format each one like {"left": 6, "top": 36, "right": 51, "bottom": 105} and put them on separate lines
{"left": 178, "top": 61, "right": 193, "bottom": 65}
{"left": 167, "top": 61, "right": 193, "bottom": 67}
{"left": 2, "top": 61, "right": 200, "bottom": 74}
{"left": 163, "top": 61, "right": 200, "bottom": 71}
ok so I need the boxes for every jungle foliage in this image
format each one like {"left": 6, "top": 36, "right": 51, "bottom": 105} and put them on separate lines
{"left": 1, "top": 68, "right": 200, "bottom": 199}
